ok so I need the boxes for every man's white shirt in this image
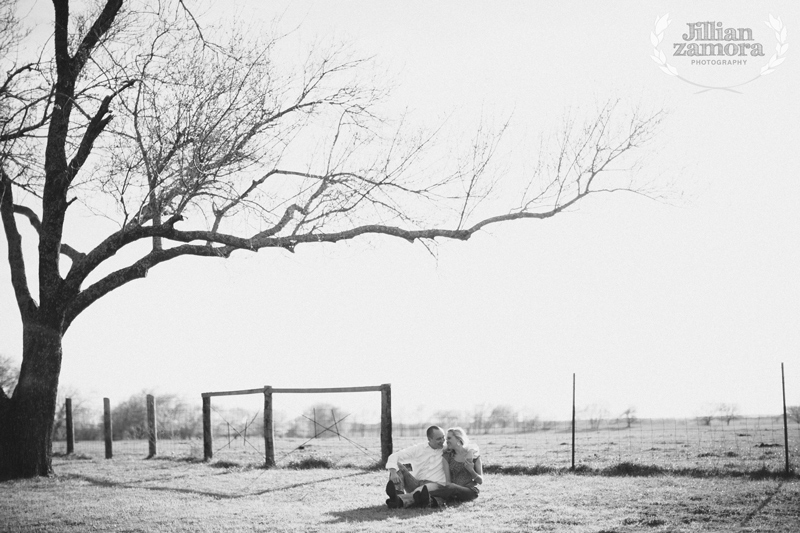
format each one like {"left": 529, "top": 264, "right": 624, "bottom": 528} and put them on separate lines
{"left": 386, "top": 442, "right": 446, "bottom": 484}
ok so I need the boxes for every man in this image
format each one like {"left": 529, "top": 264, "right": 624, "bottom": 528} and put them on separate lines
{"left": 384, "top": 425, "right": 446, "bottom": 508}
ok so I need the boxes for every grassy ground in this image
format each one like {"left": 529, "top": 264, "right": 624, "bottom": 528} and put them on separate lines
{"left": 1, "top": 456, "right": 798, "bottom": 532}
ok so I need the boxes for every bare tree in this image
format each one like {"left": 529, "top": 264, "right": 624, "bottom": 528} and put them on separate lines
{"left": 788, "top": 406, "right": 800, "bottom": 425}
{"left": 156, "top": 394, "right": 201, "bottom": 440}
{"left": 107, "top": 391, "right": 200, "bottom": 440}
{"left": 304, "top": 404, "right": 346, "bottom": 439}
{"left": 433, "top": 409, "right": 463, "bottom": 429}
{"left": 619, "top": 407, "right": 637, "bottom": 429}
{"left": 110, "top": 394, "right": 148, "bottom": 440}
{"left": 0, "top": 0, "right": 665, "bottom": 479}
{"left": 51, "top": 386, "right": 92, "bottom": 442}
{"left": 696, "top": 414, "right": 714, "bottom": 426}
{"left": 715, "top": 403, "right": 740, "bottom": 426}
{"left": 0, "top": 0, "right": 53, "bottom": 175}
{"left": 695, "top": 403, "right": 718, "bottom": 426}
{"left": 470, "top": 404, "right": 491, "bottom": 434}
{"left": 489, "top": 405, "right": 518, "bottom": 431}
{"left": 519, "top": 409, "right": 541, "bottom": 433}
{"left": 582, "top": 404, "right": 609, "bottom": 430}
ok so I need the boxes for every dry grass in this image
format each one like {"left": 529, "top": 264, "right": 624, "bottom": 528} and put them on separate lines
{"left": 1, "top": 455, "right": 798, "bottom": 532}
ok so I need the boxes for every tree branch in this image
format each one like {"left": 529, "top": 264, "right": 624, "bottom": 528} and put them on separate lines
{"left": 62, "top": 197, "right": 576, "bottom": 328}
{"left": 38, "top": 9, "right": 663, "bottom": 334}
{"left": 0, "top": 169, "right": 37, "bottom": 319}
{"left": 62, "top": 213, "right": 184, "bottom": 293}
{"left": 64, "top": 242, "right": 227, "bottom": 329}
{"left": 9, "top": 204, "right": 84, "bottom": 262}
{"left": 69, "top": 0, "right": 124, "bottom": 78}
{"left": 0, "top": 62, "right": 53, "bottom": 142}
{"left": 67, "top": 79, "right": 137, "bottom": 183}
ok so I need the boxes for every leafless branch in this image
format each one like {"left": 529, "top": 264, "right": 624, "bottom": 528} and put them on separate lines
{"left": 1, "top": 0, "right": 666, "bottom": 336}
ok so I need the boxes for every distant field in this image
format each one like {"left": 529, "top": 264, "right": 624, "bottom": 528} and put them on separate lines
{"left": 53, "top": 417, "right": 800, "bottom": 474}
{"left": 1, "top": 455, "right": 798, "bottom": 532}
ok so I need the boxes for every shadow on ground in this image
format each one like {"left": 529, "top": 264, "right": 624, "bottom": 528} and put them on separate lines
{"left": 738, "top": 481, "right": 786, "bottom": 528}
{"left": 62, "top": 470, "right": 373, "bottom": 500}
{"left": 327, "top": 504, "right": 441, "bottom": 524}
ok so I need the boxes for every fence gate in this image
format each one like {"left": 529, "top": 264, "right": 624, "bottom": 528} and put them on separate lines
{"left": 201, "top": 384, "right": 392, "bottom": 466}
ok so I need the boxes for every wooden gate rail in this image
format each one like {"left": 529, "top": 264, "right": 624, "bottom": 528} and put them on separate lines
{"left": 201, "top": 384, "right": 392, "bottom": 467}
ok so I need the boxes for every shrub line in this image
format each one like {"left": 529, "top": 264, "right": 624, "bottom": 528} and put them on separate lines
{"left": 483, "top": 461, "right": 798, "bottom": 480}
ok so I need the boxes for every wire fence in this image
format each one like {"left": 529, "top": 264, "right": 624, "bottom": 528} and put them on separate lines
{"left": 469, "top": 416, "right": 797, "bottom": 472}
{"left": 52, "top": 401, "right": 799, "bottom": 474}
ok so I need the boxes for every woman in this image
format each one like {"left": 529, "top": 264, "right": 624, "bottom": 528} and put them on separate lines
{"left": 413, "top": 426, "right": 484, "bottom": 507}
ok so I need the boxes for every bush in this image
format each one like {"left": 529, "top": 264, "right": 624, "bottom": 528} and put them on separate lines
{"left": 286, "top": 456, "right": 336, "bottom": 469}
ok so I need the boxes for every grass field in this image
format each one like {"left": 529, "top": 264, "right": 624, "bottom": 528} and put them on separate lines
{"left": 23, "top": 419, "right": 797, "bottom": 531}
{"left": 1, "top": 455, "right": 798, "bottom": 532}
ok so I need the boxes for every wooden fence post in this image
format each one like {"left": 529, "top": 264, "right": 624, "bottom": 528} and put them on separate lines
{"left": 147, "top": 394, "right": 157, "bottom": 458}
{"left": 380, "top": 383, "right": 392, "bottom": 466}
{"left": 103, "top": 397, "right": 112, "bottom": 459}
{"left": 202, "top": 395, "right": 212, "bottom": 461}
{"left": 263, "top": 386, "right": 275, "bottom": 467}
{"left": 65, "top": 398, "right": 74, "bottom": 455}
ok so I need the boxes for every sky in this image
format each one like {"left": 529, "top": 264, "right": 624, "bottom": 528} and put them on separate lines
{"left": 2, "top": 0, "right": 799, "bottom": 425}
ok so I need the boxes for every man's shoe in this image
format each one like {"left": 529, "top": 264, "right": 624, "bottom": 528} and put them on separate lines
{"left": 413, "top": 486, "right": 431, "bottom": 507}
{"left": 385, "top": 481, "right": 402, "bottom": 508}
{"left": 418, "top": 485, "right": 430, "bottom": 507}
{"left": 386, "top": 497, "right": 399, "bottom": 509}
{"left": 386, "top": 480, "right": 397, "bottom": 498}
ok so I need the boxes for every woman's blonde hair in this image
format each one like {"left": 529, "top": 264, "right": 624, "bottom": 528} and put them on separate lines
{"left": 446, "top": 427, "right": 470, "bottom": 448}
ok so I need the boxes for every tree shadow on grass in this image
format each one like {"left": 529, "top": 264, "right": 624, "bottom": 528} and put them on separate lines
{"left": 248, "top": 471, "right": 372, "bottom": 497}
{"left": 738, "top": 481, "right": 785, "bottom": 528}
{"left": 62, "top": 470, "right": 372, "bottom": 500}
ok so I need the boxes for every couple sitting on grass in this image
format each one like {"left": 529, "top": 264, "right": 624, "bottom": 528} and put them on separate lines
{"left": 384, "top": 425, "right": 483, "bottom": 509}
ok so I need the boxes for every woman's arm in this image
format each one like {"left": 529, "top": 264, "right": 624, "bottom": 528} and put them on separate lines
{"left": 474, "top": 456, "right": 483, "bottom": 475}
{"left": 461, "top": 451, "right": 483, "bottom": 484}
{"left": 442, "top": 457, "right": 452, "bottom": 485}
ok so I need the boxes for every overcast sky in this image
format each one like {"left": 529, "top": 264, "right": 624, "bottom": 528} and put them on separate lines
{"left": 2, "top": 0, "right": 799, "bottom": 424}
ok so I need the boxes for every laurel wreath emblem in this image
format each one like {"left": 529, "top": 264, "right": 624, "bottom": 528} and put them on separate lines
{"left": 650, "top": 14, "right": 677, "bottom": 77}
{"left": 651, "top": 13, "right": 789, "bottom": 91}
{"left": 761, "top": 14, "right": 789, "bottom": 75}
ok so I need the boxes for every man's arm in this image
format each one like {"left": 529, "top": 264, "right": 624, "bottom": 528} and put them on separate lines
{"left": 385, "top": 443, "right": 423, "bottom": 483}
{"left": 386, "top": 443, "right": 421, "bottom": 470}
{"left": 441, "top": 457, "right": 452, "bottom": 485}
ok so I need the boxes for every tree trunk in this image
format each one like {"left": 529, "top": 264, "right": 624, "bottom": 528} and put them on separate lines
{"left": 0, "top": 322, "right": 63, "bottom": 480}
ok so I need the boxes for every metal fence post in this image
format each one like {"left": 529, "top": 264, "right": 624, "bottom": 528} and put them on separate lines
{"left": 782, "top": 363, "right": 790, "bottom": 474}
{"left": 571, "top": 373, "right": 576, "bottom": 470}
